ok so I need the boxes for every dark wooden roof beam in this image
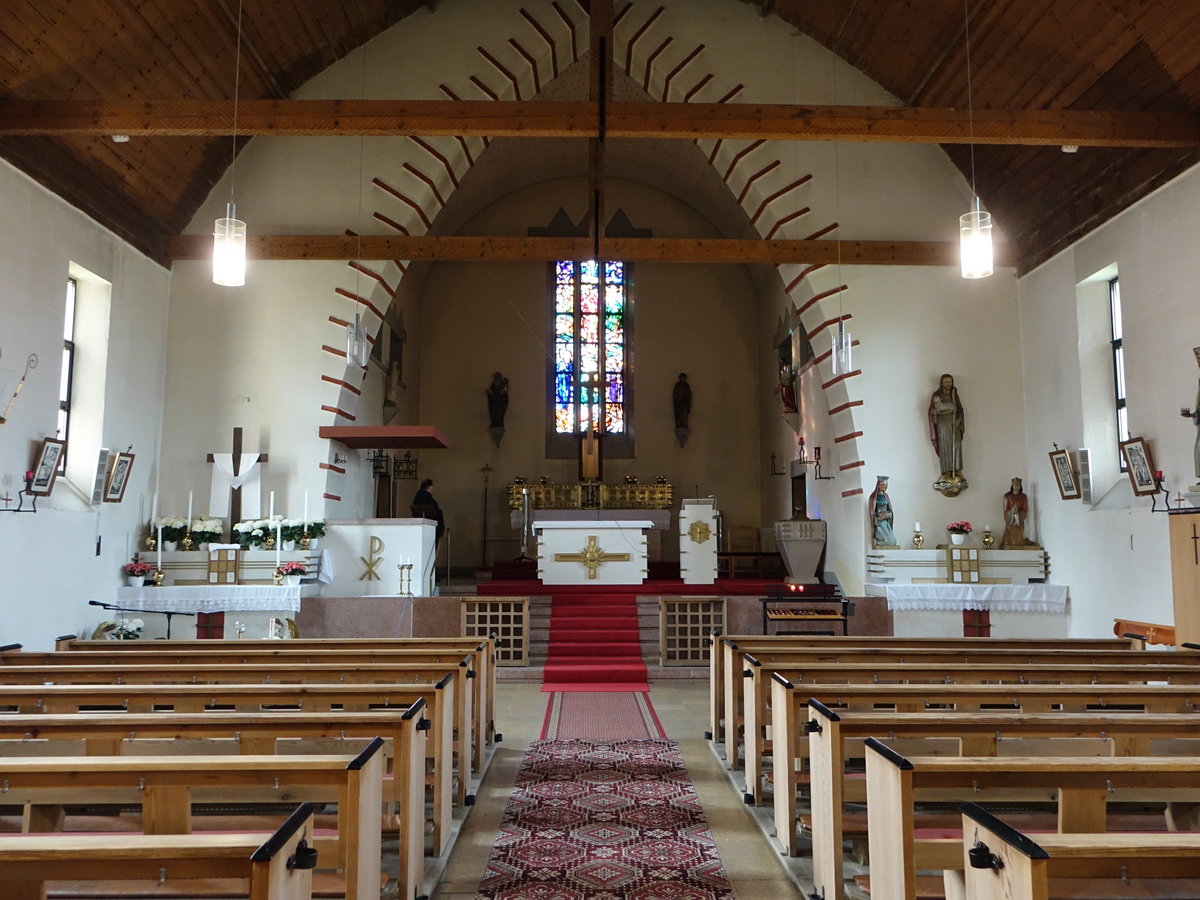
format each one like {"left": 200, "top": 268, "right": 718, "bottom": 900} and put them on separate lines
{"left": 2, "top": 99, "right": 1196, "bottom": 147}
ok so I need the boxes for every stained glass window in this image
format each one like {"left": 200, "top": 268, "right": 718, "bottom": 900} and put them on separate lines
{"left": 554, "top": 259, "right": 627, "bottom": 434}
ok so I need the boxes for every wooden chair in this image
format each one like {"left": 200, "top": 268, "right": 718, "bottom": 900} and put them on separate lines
{"left": 722, "top": 524, "right": 761, "bottom": 578}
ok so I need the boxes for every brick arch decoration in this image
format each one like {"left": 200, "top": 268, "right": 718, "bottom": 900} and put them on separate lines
{"left": 316, "top": 0, "right": 865, "bottom": 507}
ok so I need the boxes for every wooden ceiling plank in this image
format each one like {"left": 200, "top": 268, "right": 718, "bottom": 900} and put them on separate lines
{"left": 1, "top": 5, "right": 110, "bottom": 98}
{"left": 998, "top": 4, "right": 1121, "bottom": 110}
{"left": 2, "top": 99, "right": 1197, "bottom": 147}
{"left": 163, "top": 232, "right": 1008, "bottom": 267}
{"left": 43, "top": 1, "right": 162, "bottom": 102}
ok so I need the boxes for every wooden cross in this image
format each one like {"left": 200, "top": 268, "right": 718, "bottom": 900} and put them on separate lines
{"left": 205, "top": 427, "right": 268, "bottom": 538}
{"left": 1191, "top": 523, "right": 1199, "bottom": 566}
{"left": 554, "top": 535, "right": 630, "bottom": 580}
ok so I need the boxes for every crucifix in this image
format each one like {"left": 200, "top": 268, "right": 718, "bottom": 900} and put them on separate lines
{"left": 205, "top": 427, "right": 269, "bottom": 538}
{"left": 554, "top": 535, "right": 630, "bottom": 580}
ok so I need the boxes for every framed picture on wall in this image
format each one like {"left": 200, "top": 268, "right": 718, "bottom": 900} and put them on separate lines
{"left": 104, "top": 451, "right": 135, "bottom": 503}
{"left": 1119, "top": 437, "right": 1158, "bottom": 496}
{"left": 28, "top": 438, "right": 66, "bottom": 496}
{"left": 1048, "top": 449, "right": 1080, "bottom": 500}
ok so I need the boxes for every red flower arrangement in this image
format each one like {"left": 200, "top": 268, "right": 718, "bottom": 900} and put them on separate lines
{"left": 946, "top": 521, "right": 973, "bottom": 535}
{"left": 276, "top": 561, "right": 306, "bottom": 577}
{"left": 122, "top": 561, "right": 154, "bottom": 577}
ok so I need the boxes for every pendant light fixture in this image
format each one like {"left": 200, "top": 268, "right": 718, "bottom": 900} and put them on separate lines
{"left": 959, "top": 0, "right": 993, "bottom": 279}
{"left": 830, "top": 53, "right": 852, "bottom": 376}
{"left": 213, "top": 0, "right": 247, "bottom": 286}
{"left": 345, "top": 47, "right": 370, "bottom": 371}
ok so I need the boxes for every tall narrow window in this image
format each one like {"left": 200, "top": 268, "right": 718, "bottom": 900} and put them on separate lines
{"left": 553, "top": 259, "right": 628, "bottom": 435}
{"left": 57, "top": 276, "right": 78, "bottom": 470}
{"left": 1110, "top": 276, "right": 1128, "bottom": 468}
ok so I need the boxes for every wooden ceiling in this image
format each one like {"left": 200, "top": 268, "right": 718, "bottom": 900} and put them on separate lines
{"left": 1, "top": 0, "right": 1198, "bottom": 273}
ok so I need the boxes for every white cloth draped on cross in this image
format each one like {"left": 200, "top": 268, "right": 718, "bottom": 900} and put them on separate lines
{"left": 208, "top": 453, "right": 263, "bottom": 518}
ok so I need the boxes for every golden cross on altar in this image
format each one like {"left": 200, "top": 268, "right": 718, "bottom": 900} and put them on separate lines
{"left": 554, "top": 535, "right": 630, "bottom": 580}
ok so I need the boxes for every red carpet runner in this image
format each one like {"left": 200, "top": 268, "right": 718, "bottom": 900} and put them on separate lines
{"left": 543, "top": 592, "right": 647, "bottom": 690}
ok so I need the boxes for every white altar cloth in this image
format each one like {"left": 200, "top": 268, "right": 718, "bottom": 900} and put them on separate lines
{"left": 115, "top": 585, "right": 301, "bottom": 614}
{"left": 875, "top": 583, "right": 1068, "bottom": 613}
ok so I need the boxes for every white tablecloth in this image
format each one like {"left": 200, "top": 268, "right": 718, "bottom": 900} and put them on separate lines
{"left": 115, "top": 585, "right": 301, "bottom": 613}
{"left": 879, "top": 583, "right": 1068, "bottom": 613}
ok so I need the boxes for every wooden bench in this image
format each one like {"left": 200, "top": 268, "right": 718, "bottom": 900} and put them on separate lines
{"left": 0, "top": 704, "right": 430, "bottom": 893}
{"left": 6, "top": 636, "right": 497, "bottom": 772}
{"left": 779, "top": 691, "right": 1200, "bottom": 898}
{"left": 0, "top": 657, "right": 478, "bottom": 801}
{"left": 864, "top": 740, "right": 1200, "bottom": 900}
{"left": 711, "top": 635, "right": 1154, "bottom": 754}
{"left": 0, "top": 739, "right": 384, "bottom": 900}
{"left": 737, "top": 655, "right": 1200, "bottom": 804}
{"left": 1, "top": 801, "right": 318, "bottom": 900}
{"left": 958, "top": 802, "right": 1200, "bottom": 900}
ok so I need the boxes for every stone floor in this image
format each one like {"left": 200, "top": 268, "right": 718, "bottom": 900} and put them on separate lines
{"left": 430, "top": 679, "right": 806, "bottom": 899}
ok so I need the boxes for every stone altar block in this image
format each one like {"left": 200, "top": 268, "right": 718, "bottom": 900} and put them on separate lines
{"left": 323, "top": 518, "right": 437, "bottom": 597}
{"left": 536, "top": 520, "right": 652, "bottom": 585}
{"left": 678, "top": 499, "right": 717, "bottom": 584}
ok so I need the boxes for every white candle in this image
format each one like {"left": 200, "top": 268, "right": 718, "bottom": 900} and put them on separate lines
{"left": 151, "top": 492, "right": 158, "bottom": 523}
{"left": 303, "top": 491, "right": 308, "bottom": 527}
{"left": 914, "top": 521, "right": 921, "bottom": 532}
{"left": 275, "top": 522, "right": 282, "bottom": 568}
{"left": 156, "top": 525, "right": 163, "bottom": 569}
{"left": 269, "top": 491, "right": 275, "bottom": 520}
{"left": 187, "top": 491, "right": 193, "bottom": 527}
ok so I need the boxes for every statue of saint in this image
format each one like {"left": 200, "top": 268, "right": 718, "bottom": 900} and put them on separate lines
{"left": 672, "top": 373, "right": 692, "bottom": 429}
{"left": 1180, "top": 347, "right": 1200, "bottom": 490}
{"left": 487, "top": 372, "right": 509, "bottom": 429}
{"left": 1001, "top": 476, "right": 1030, "bottom": 548}
{"left": 928, "top": 373, "right": 967, "bottom": 495}
{"left": 779, "top": 363, "right": 798, "bottom": 414}
{"left": 868, "top": 475, "right": 898, "bottom": 548}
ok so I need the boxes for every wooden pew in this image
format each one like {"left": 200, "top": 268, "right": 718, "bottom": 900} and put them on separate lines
{"left": 709, "top": 634, "right": 1144, "bottom": 744}
{"left": 0, "top": 704, "right": 431, "bottom": 890}
{"left": 959, "top": 803, "right": 1200, "bottom": 900}
{"left": 716, "top": 637, "right": 1174, "bottom": 768}
{"left": 1, "top": 801, "right": 318, "bottom": 900}
{"left": 8, "top": 636, "right": 497, "bottom": 770}
{"left": 779, "top": 691, "right": 1200, "bottom": 899}
{"left": 0, "top": 739, "right": 384, "bottom": 900}
{"left": 737, "top": 656, "right": 1200, "bottom": 804}
{"left": 0, "top": 657, "right": 479, "bottom": 800}
{"left": 864, "top": 740, "right": 1200, "bottom": 900}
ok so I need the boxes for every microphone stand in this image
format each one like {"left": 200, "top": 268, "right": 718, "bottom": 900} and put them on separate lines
{"left": 89, "top": 600, "right": 195, "bottom": 639}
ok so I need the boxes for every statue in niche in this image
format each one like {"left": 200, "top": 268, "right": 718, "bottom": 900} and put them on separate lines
{"left": 672, "top": 373, "right": 692, "bottom": 429}
{"left": 1180, "top": 347, "right": 1200, "bottom": 491}
{"left": 868, "top": 475, "right": 899, "bottom": 548}
{"left": 779, "top": 363, "right": 798, "bottom": 414}
{"left": 928, "top": 373, "right": 968, "bottom": 496}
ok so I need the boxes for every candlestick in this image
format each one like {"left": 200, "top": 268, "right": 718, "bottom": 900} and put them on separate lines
{"left": 156, "top": 525, "right": 163, "bottom": 569}
{"left": 914, "top": 521, "right": 920, "bottom": 532}
{"left": 269, "top": 491, "right": 275, "bottom": 520}
{"left": 187, "top": 490, "right": 193, "bottom": 526}
{"left": 303, "top": 491, "right": 308, "bottom": 527}
{"left": 275, "top": 522, "right": 282, "bottom": 568}
{"left": 151, "top": 492, "right": 158, "bottom": 522}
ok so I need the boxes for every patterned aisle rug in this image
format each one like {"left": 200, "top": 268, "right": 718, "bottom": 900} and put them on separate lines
{"left": 541, "top": 692, "right": 665, "bottom": 741}
{"left": 477, "top": 739, "right": 736, "bottom": 899}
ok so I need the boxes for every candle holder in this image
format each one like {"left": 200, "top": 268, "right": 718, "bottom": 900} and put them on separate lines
{"left": 181, "top": 532, "right": 194, "bottom": 551}
{"left": 912, "top": 531, "right": 925, "bottom": 550}
{"left": 272, "top": 568, "right": 284, "bottom": 585}
{"left": 152, "top": 568, "right": 165, "bottom": 587}
{"left": 263, "top": 532, "right": 276, "bottom": 550}
{"left": 145, "top": 533, "right": 157, "bottom": 552}
{"left": 233, "top": 621, "right": 246, "bottom": 639}
{"left": 981, "top": 529, "right": 995, "bottom": 549}
{"left": 397, "top": 563, "right": 414, "bottom": 597}
{"left": 299, "top": 531, "right": 311, "bottom": 550}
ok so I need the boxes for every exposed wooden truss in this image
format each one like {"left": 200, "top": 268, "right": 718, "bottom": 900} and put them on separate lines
{"left": 165, "top": 233, "right": 1006, "bottom": 267}
{"left": 2, "top": 100, "right": 1196, "bottom": 148}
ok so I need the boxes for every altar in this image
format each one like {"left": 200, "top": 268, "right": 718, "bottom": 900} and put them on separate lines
{"left": 865, "top": 582, "right": 1070, "bottom": 638}
{"left": 322, "top": 518, "right": 437, "bottom": 597}
{"left": 536, "top": 520, "right": 653, "bottom": 585}
{"left": 111, "top": 585, "right": 305, "bottom": 639}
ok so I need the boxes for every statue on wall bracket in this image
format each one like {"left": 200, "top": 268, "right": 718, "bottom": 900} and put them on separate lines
{"left": 487, "top": 371, "right": 509, "bottom": 448}
{"left": 672, "top": 372, "right": 691, "bottom": 448}
{"left": 928, "top": 373, "right": 968, "bottom": 497}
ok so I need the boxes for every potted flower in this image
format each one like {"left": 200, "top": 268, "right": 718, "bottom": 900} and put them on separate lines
{"left": 122, "top": 560, "right": 154, "bottom": 587}
{"left": 279, "top": 518, "right": 305, "bottom": 550}
{"left": 233, "top": 519, "right": 267, "bottom": 548}
{"left": 190, "top": 517, "right": 224, "bottom": 549}
{"left": 276, "top": 560, "right": 307, "bottom": 586}
{"left": 301, "top": 520, "right": 325, "bottom": 549}
{"left": 96, "top": 617, "right": 144, "bottom": 640}
{"left": 946, "top": 520, "right": 973, "bottom": 545}
{"left": 154, "top": 516, "right": 188, "bottom": 549}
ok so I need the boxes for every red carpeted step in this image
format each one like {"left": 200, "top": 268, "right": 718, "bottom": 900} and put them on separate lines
{"left": 544, "top": 661, "right": 648, "bottom": 683}
{"left": 548, "top": 642, "right": 642, "bottom": 658}
{"left": 549, "top": 629, "right": 640, "bottom": 644}
{"left": 543, "top": 592, "right": 647, "bottom": 686}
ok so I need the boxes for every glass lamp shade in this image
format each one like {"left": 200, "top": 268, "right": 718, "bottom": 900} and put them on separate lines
{"left": 830, "top": 322, "right": 852, "bottom": 375}
{"left": 213, "top": 203, "right": 247, "bottom": 286}
{"left": 960, "top": 197, "right": 993, "bottom": 279}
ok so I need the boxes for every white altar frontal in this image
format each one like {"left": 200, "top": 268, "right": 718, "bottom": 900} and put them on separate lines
{"left": 323, "top": 518, "right": 437, "bottom": 597}
{"left": 678, "top": 499, "right": 717, "bottom": 585}
{"left": 536, "top": 520, "right": 652, "bottom": 585}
